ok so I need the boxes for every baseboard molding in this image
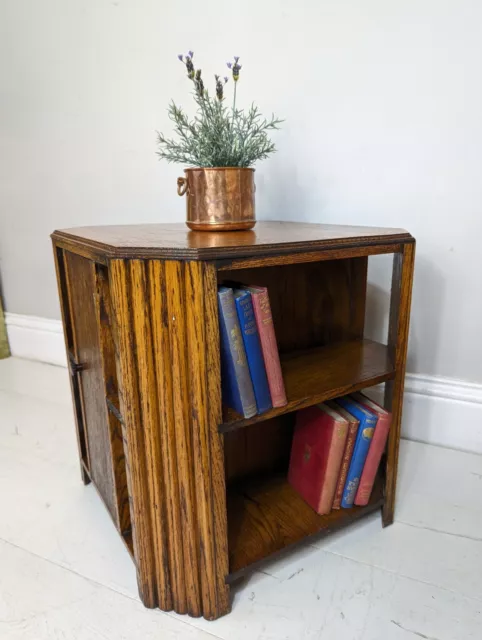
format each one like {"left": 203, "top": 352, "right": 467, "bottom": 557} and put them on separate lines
{"left": 361, "top": 373, "right": 482, "bottom": 455}
{"left": 5, "top": 313, "right": 66, "bottom": 367}
{"left": 5, "top": 313, "right": 482, "bottom": 454}
{"left": 402, "top": 374, "right": 482, "bottom": 454}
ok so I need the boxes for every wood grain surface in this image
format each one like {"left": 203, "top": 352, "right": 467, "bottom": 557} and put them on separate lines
{"left": 221, "top": 339, "right": 395, "bottom": 432}
{"left": 51, "top": 223, "right": 415, "bottom": 622}
{"left": 52, "top": 221, "right": 413, "bottom": 261}
{"left": 52, "top": 244, "right": 90, "bottom": 484}
{"left": 93, "top": 264, "right": 131, "bottom": 535}
{"left": 227, "top": 472, "right": 385, "bottom": 580}
{"left": 219, "top": 257, "right": 368, "bottom": 353}
{"left": 109, "top": 259, "right": 159, "bottom": 608}
{"left": 64, "top": 252, "right": 117, "bottom": 518}
{"left": 383, "top": 243, "right": 416, "bottom": 526}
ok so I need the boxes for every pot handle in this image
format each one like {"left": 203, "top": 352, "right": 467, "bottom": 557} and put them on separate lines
{"left": 177, "top": 177, "right": 189, "bottom": 196}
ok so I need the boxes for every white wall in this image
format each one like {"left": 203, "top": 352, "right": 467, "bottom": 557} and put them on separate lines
{"left": 1, "top": 0, "right": 482, "bottom": 385}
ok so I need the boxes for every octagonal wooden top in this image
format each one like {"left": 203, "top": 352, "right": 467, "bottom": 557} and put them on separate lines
{"left": 52, "top": 222, "right": 413, "bottom": 262}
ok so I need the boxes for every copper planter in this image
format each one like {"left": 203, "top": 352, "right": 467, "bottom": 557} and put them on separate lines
{"left": 177, "top": 167, "right": 256, "bottom": 231}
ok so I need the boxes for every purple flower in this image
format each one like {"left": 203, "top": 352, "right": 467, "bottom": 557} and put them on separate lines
{"left": 228, "top": 56, "right": 241, "bottom": 82}
{"left": 224, "top": 76, "right": 228, "bottom": 83}
{"left": 226, "top": 62, "right": 232, "bottom": 69}
{"left": 188, "top": 50, "right": 194, "bottom": 58}
{"left": 178, "top": 54, "right": 183, "bottom": 61}
{"left": 215, "top": 74, "right": 224, "bottom": 100}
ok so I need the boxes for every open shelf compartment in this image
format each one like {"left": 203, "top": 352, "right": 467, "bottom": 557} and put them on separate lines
{"left": 226, "top": 471, "right": 385, "bottom": 581}
{"left": 219, "top": 255, "right": 392, "bottom": 582}
{"left": 221, "top": 338, "right": 394, "bottom": 432}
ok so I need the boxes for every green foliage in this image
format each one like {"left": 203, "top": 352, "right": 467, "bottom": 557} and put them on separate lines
{"left": 156, "top": 54, "right": 282, "bottom": 168}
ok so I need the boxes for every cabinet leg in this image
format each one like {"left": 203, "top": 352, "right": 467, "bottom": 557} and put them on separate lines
{"left": 383, "top": 242, "right": 415, "bottom": 527}
{"left": 109, "top": 259, "right": 231, "bottom": 620}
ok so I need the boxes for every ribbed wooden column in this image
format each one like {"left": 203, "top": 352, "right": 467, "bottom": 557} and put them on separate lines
{"left": 109, "top": 258, "right": 230, "bottom": 620}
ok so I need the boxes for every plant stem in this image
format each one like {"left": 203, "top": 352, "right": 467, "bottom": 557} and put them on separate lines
{"left": 230, "top": 81, "right": 237, "bottom": 160}
{"left": 232, "top": 81, "right": 237, "bottom": 119}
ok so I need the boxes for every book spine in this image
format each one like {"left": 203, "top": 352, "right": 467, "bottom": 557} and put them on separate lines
{"left": 355, "top": 414, "right": 391, "bottom": 506}
{"left": 218, "top": 290, "right": 257, "bottom": 418}
{"left": 251, "top": 291, "right": 287, "bottom": 408}
{"left": 332, "top": 421, "right": 358, "bottom": 510}
{"left": 316, "top": 420, "right": 349, "bottom": 514}
{"left": 234, "top": 294, "right": 272, "bottom": 414}
{"left": 341, "top": 415, "right": 377, "bottom": 508}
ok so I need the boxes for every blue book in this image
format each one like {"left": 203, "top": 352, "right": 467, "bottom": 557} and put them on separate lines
{"left": 233, "top": 289, "right": 272, "bottom": 415}
{"left": 335, "top": 396, "right": 378, "bottom": 508}
{"left": 218, "top": 287, "right": 257, "bottom": 418}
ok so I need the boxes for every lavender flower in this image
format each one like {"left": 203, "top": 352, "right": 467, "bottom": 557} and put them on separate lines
{"left": 194, "top": 68, "right": 204, "bottom": 96}
{"left": 188, "top": 50, "right": 194, "bottom": 58}
{"left": 178, "top": 54, "right": 183, "bottom": 62}
{"left": 185, "top": 55, "right": 195, "bottom": 79}
{"left": 227, "top": 57, "right": 242, "bottom": 82}
{"left": 215, "top": 74, "right": 227, "bottom": 100}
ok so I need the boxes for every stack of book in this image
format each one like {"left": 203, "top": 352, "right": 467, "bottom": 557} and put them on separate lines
{"left": 288, "top": 393, "right": 391, "bottom": 512}
{"left": 218, "top": 285, "right": 287, "bottom": 418}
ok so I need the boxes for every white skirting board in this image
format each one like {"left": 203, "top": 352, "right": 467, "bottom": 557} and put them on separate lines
{"left": 5, "top": 313, "right": 67, "bottom": 367}
{"left": 5, "top": 312, "right": 482, "bottom": 454}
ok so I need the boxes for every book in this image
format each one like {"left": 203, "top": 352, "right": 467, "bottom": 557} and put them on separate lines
{"left": 233, "top": 289, "right": 272, "bottom": 414}
{"left": 352, "top": 392, "right": 391, "bottom": 506}
{"left": 326, "top": 401, "right": 360, "bottom": 510}
{"left": 241, "top": 285, "right": 287, "bottom": 408}
{"left": 288, "top": 403, "right": 349, "bottom": 515}
{"left": 217, "top": 287, "right": 257, "bottom": 418}
{"left": 334, "top": 396, "right": 378, "bottom": 508}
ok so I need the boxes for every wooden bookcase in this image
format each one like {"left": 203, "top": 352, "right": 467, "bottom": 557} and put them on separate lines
{"left": 51, "top": 222, "right": 415, "bottom": 620}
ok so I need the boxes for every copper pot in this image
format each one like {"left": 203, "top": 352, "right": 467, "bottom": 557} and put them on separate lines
{"left": 177, "top": 167, "right": 256, "bottom": 231}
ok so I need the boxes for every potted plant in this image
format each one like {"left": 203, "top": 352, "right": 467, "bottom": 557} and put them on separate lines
{"left": 157, "top": 52, "right": 282, "bottom": 231}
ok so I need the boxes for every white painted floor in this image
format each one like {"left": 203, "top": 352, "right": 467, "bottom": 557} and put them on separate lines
{"left": 0, "top": 357, "right": 481, "bottom": 640}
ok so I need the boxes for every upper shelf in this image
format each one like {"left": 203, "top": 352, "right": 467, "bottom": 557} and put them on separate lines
{"left": 220, "top": 339, "right": 395, "bottom": 432}
{"left": 52, "top": 221, "right": 414, "bottom": 262}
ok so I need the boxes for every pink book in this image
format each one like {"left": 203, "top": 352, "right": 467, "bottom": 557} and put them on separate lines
{"left": 326, "top": 401, "right": 360, "bottom": 510}
{"left": 243, "top": 286, "right": 287, "bottom": 407}
{"left": 352, "top": 392, "right": 391, "bottom": 506}
{"left": 288, "top": 404, "right": 349, "bottom": 515}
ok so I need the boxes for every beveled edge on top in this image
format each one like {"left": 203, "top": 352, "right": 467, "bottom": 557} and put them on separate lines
{"left": 51, "top": 221, "right": 414, "bottom": 263}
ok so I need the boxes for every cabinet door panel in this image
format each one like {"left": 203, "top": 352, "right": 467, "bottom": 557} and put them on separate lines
{"left": 64, "top": 252, "right": 117, "bottom": 521}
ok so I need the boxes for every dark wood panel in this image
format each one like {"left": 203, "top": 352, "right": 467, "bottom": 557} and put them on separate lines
{"left": 224, "top": 415, "right": 294, "bottom": 484}
{"left": 219, "top": 257, "right": 368, "bottom": 353}
{"left": 383, "top": 243, "right": 416, "bottom": 525}
{"left": 52, "top": 222, "right": 413, "bottom": 262}
{"left": 52, "top": 243, "right": 90, "bottom": 484}
{"left": 64, "top": 252, "right": 117, "bottom": 518}
{"left": 221, "top": 339, "right": 395, "bottom": 432}
{"left": 217, "top": 243, "right": 401, "bottom": 271}
{"left": 227, "top": 473, "right": 384, "bottom": 580}
{"left": 94, "top": 265, "right": 131, "bottom": 534}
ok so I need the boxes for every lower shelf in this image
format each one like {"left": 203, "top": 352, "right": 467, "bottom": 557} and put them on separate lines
{"left": 226, "top": 472, "right": 385, "bottom": 582}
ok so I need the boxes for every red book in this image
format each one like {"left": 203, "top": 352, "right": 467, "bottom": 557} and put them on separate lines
{"left": 243, "top": 286, "right": 287, "bottom": 407}
{"left": 352, "top": 392, "right": 391, "bottom": 506}
{"left": 327, "top": 401, "right": 360, "bottom": 510}
{"left": 288, "top": 404, "right": 349, "bottom": 515}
